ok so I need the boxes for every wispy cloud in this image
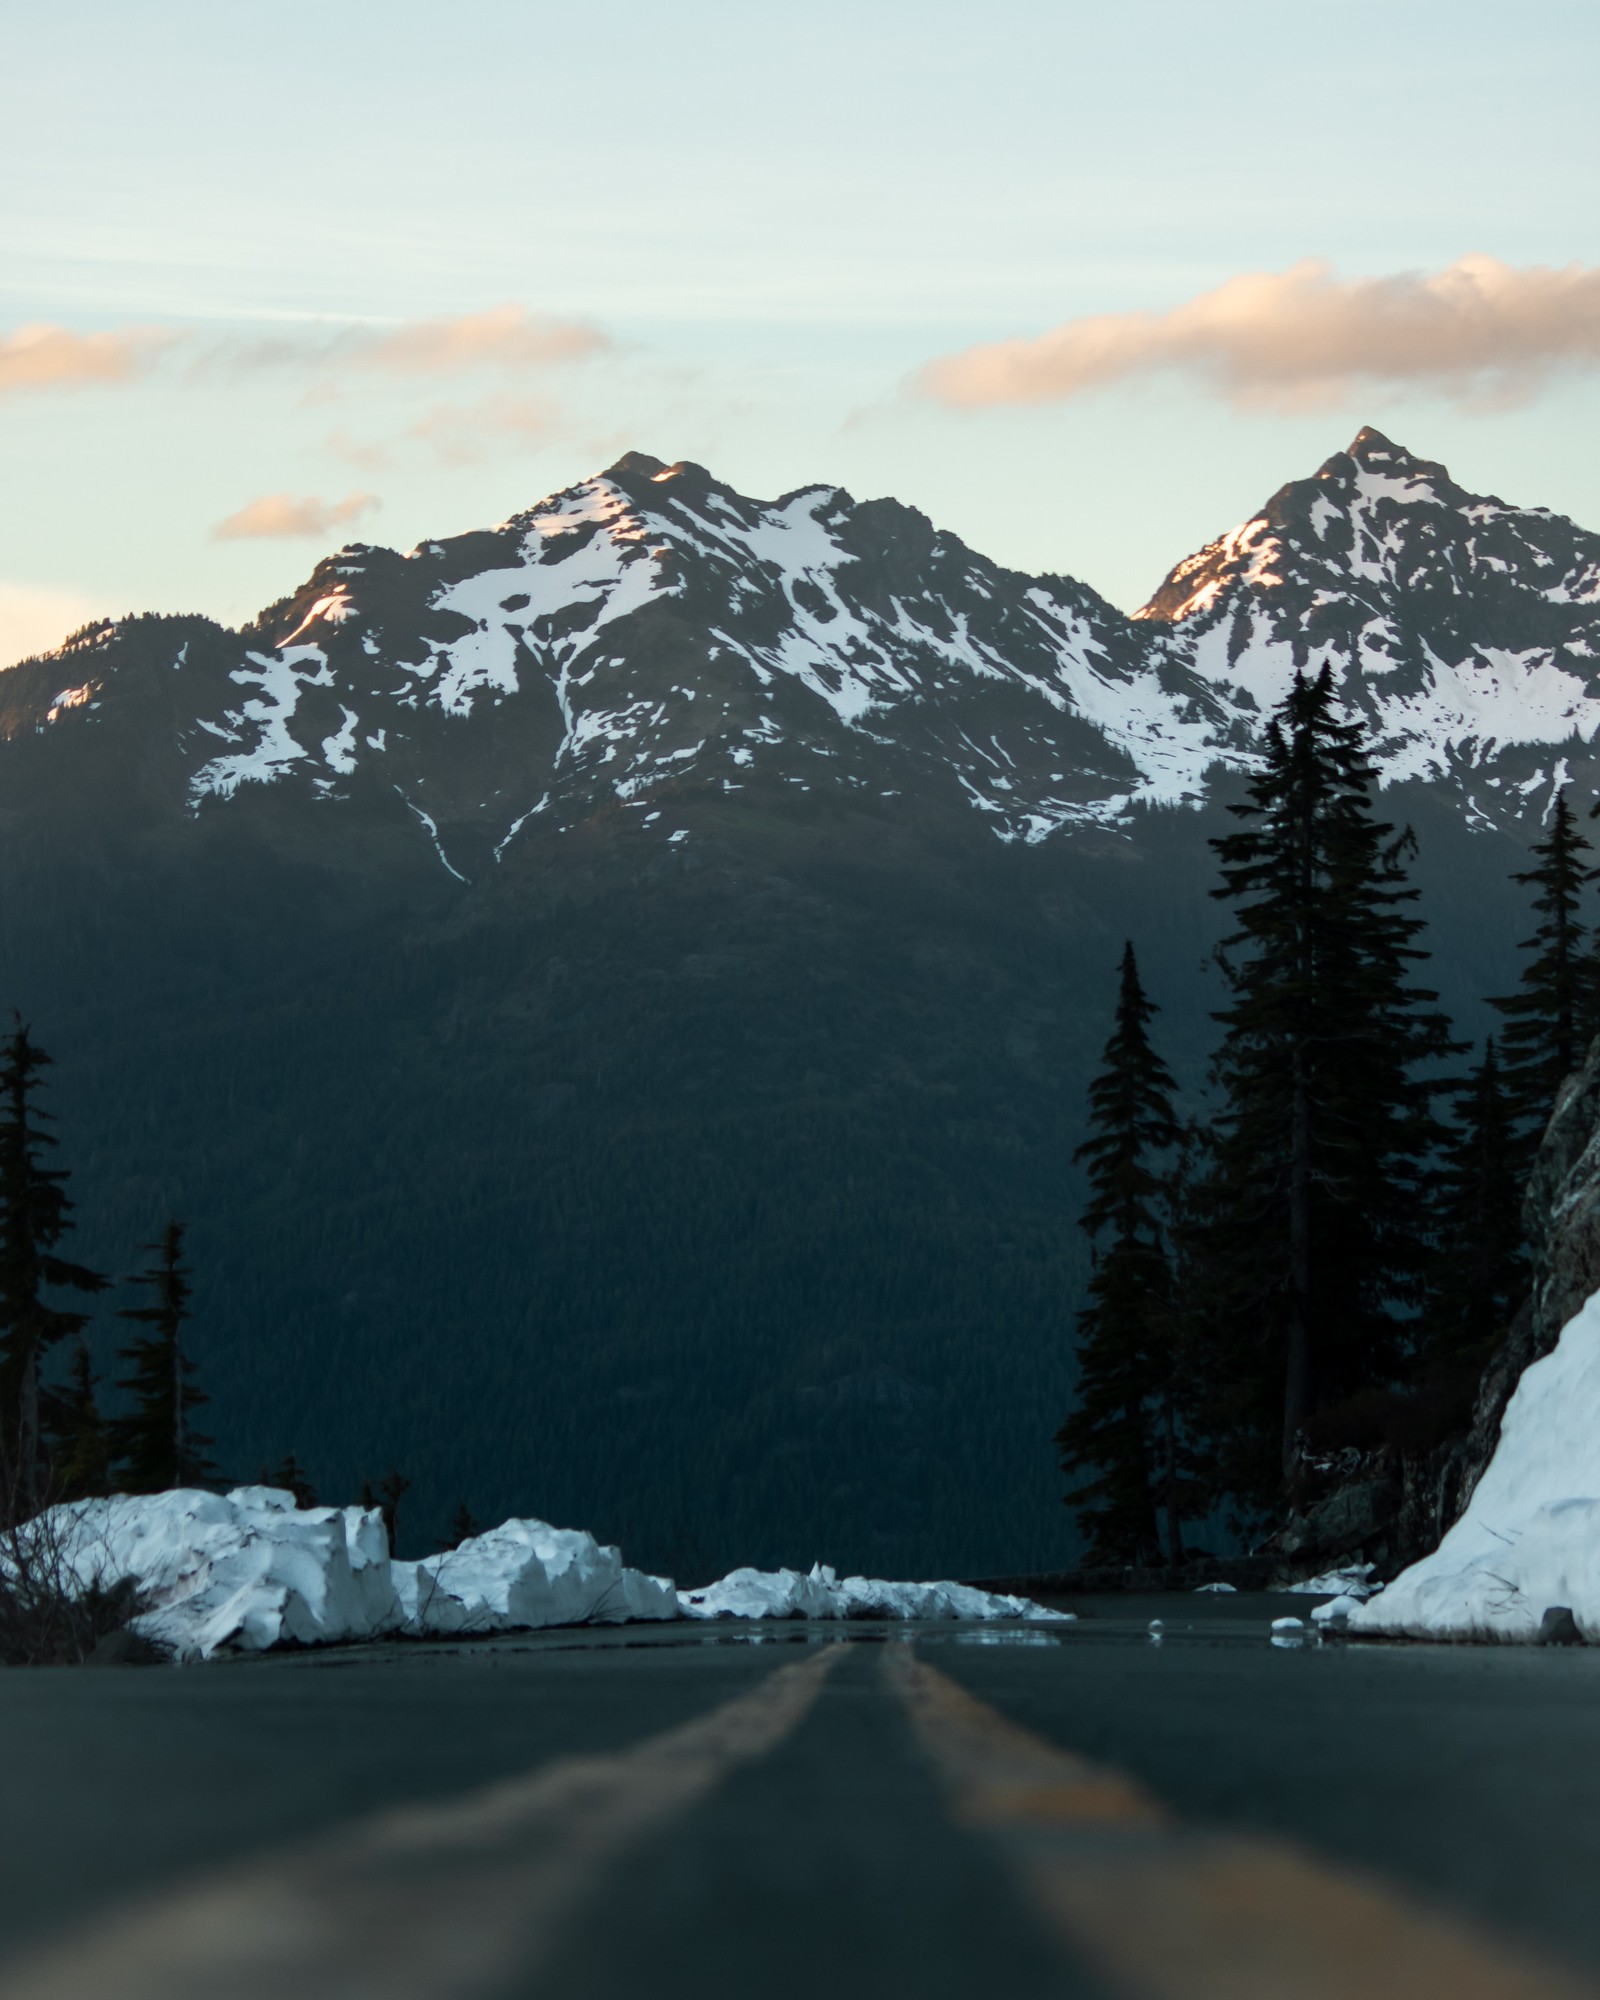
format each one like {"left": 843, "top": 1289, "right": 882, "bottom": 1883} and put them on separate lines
{"left": 0, "top": 304, "right": 607, "bottom": 402}
{"left": 916, "top": 257, "right": 1600, "bottom": 414}
{"left": 345, "top": 304, "right": 608, "bottom": 376}
{"left": 212, "top": 491, "right": 381, "bottom": 542}
{"left": 326, "top": 391, "right": 563, "bottom": 471}
{"left": 0, "top": 323, "right": 169, "bottom": 398}
{"left": 406, "top": 393, "right": 559, "bottom": 465}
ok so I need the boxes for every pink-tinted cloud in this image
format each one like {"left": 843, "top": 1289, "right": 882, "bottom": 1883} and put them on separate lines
{"left": 325, "top": 393, "right": 561, "bottom": 471}
{"left": 345, "top": 304, "right": 608, "bottom": 376}
{"left": 212, "top": 491, "right": 381, "bottom": 542}
{"left": 405, "top": 393, "right": 559, "bottom": 464}
{"left": 0, "top": 322, "right": 168, "bottom": 397}
{"left": 917, "top": 257, "right": 1600, "bottom": 414}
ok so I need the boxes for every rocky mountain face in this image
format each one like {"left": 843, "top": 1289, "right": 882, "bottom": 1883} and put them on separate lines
{"left": 0, "top": 430, "right": 1593, "bottom": 1578}
{"left": 10, "top": 429, "right": 1599, "bottom": 872}
{"left": 1141, "top": 427, "right": 1600, "bottom": 829}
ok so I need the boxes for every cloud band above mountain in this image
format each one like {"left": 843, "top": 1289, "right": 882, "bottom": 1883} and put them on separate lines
{"left": 213, "top": 491, "right": 380, "bottom": 542}
{"left": 917, "top": 257, "right": 1600, "bottom": 413}
{"left": 0, "top": 306, "right": 607, "bottom": 400}
{"left": 0, "top": 323, "right": 168, "bottom": 397}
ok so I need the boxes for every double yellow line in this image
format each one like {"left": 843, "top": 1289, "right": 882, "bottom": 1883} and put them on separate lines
{"left": 1, "top": 1639, "right": 1591, "bottom": 2000}
{"left": 891, "top": 1647, "right": 1592, "bottom": 2000}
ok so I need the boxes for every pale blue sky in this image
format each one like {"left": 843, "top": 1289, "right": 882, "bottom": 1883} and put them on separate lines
{"left": 2, "top": 0, "right": 1597, "bottom": 661}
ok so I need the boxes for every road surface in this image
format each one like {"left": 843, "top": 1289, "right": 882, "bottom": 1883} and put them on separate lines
{"left": 0, "top": 1599, "right": 1597, "bottom": 1997}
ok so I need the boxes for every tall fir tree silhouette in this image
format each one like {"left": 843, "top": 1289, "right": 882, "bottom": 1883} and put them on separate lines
{"left": 46, "top": 1339, "right": 112, "bottom": 1500}
{"left": 1427, "top": 1040, "right": 1528, "bottom": 1363}
{"left": 1200, "top": 667, "right": 1457, "bottom": 1502}
{"left": 0, "top": 1021, "right": 106, "bottom": 1515}
{"left": 1054, "top": 943, "right": 1183, "bottom": 1565}
{"left": 1490, "top": 789, "right": 1598, "bottom": 1154}
{"left": 110, "top": 1221, "right": 217, "bottom": 1493}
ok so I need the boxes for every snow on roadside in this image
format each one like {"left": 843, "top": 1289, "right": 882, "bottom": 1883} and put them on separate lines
{"left": 1281, "top": 1563, "right": 1377, "bottom": 1599}
{"left": 1352, "top": 1289, "right": 1600, "bottom": 1642}
{"left": 17, "top": 1491, "right": 1066, "bottom": 1659}
{"left": 677, "top": 1562, "right": 1072, "bottom": 1624}
{"left": 392, "top": 1518, "right": 677, "bottom": 1636}
{"left": 16, "top": 1486, "right": 395, "bottom": 1661}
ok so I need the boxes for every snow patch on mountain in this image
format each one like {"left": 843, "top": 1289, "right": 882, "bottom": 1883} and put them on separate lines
{"left": 191, "top": 647, "right": 336, "bottom": 800}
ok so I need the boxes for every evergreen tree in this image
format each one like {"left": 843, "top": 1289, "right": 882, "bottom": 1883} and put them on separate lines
{"left": 1427, "top": 1040, "right": 1528, "bottom": 1363}
{"left": 1053, "top": 943, "right": 1184, "bottom": 1565}
{"left": 0, "top": 1021, "right": 106, "bottom": 1514}
{"left": 258, "top": 1453, "right": 317, "bottom": 1508}
{"left": 110, "top": 1221, "right": 217, "bottom": 1493}
{"left": 1490, "top": 789, "right": 1598, "bottom": 1150}
{"left": 1200, "top": 667, "right": 1458, "bottom": 1501}
{"left": 46, "top": 1339, "right": 113, "bottom": 1500}
{"left": 443, "top": 1501, "right": 482, "bottom": 1549}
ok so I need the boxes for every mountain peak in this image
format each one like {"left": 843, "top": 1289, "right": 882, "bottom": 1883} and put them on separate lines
{"left": 1345, "top": 424, "right": 1402, "bottom": 464}
{"left": 605, "top": 450, "right": 670, "bottom": 480}
{"left": 1324, "top": 425, "right": 1451, "bottom": 495}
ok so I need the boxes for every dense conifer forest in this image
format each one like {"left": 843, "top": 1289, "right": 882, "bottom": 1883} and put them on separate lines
{"left": 1055, "top": 671, "right": 1585, "bottom": 1561}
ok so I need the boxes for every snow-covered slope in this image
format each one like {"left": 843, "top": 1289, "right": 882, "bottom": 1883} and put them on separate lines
{"left": 1350, "top": 1289, "right": 1600, "bottom": 1642}
{"left": 1139, "top": 428, "right": 1600, "bottom": 830}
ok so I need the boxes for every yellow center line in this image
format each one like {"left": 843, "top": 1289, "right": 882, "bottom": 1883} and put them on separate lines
{"left": 0, "top": 1641, "right": 849, "bottom": 2000}
{"left": 884, "top": 1646, "right": 1598, "bottom": 2000}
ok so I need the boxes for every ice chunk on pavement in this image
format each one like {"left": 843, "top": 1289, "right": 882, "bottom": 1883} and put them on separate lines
{"left": 1270, "top": 1616, "right": 1305, "bottom": 1632}
{"left": 678, "top": 1561, "right": 1071, "bottom": 1623}
{"left": 396, "top": 1518, "right": 677, "bottom": 1635}
{"left": 1353, "top": 1286, "right": 1600, "bottom": 1643}
{"left": 1311, "top": 1594, "right": 1363, "bottom": 1626}
{"left": 1193, "top": 1581, "right": 1237, "bottom": 1593}
{"left": 16, "top": 1486, "right": 398, "bottom": 1662}
{"left": 1283, "top": 1563, "right": 1377, "bottom": 1598}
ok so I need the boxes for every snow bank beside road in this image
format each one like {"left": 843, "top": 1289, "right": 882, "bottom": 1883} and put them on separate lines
{"left": 394, "top": 1519, "right": 678, "bottom": 1635}
{"left": 22, "top": 1490, "right": 1064, "bottom": 1659}
{"left": 678, "top": 1562, "right": 1071, "bottom": 1624}
{"left": 1353, "top": 1291, "right": 1600, "bottom": 1642}
{"left": 21, "top": 1486, "right": 394, "bottom": 1661}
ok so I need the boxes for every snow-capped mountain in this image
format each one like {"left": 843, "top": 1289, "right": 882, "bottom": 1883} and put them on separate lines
{"left": 1141, "top": 427, "right": 1600, "bottom": 830}
{"left": 9, "top": 431, "right": 1600, "bottom": 888}
{"left": 2, "top": 429, "right": 1573, "bottom": 1582}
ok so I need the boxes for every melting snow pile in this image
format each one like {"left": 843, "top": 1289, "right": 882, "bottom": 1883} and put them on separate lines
{"left": 16, "top": 1486, "right": 396, "bottom": 1660}
{"left": 678, "top": 1563, "right": 1070, "bottom": 1624}
{"left": 393, "top": 1519, "right": 678, "bottom": 1635}
{"left": 1351, "top": 1290, "right": 1600, "bottom": 1642}
{"left": 19, "top": 1488, "right": 1066, "bottom": 1659}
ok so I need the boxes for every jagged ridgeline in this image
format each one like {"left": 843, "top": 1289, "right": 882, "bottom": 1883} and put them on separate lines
{"left": 0, "top": 431, "right": 1596, "bottom": 1575}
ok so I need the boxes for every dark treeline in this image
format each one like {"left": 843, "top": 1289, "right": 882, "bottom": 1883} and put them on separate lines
{"left": 0, "top": 1019, "right": 218, "bottom": 1522}
{"left": 1057, "top": 665, "right": 1582, "bottom": 1560}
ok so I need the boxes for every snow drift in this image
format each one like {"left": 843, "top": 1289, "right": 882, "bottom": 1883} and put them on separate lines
{"left": 15, "top": 1486, "right": 395, "bottom": 1660}
{"left": 393, "top": 1518, "right": 679, "bottom": 1636}
{"left": 19, "top": 1488, "right": 1065, "bottom": 1660}
{"left": 1352, "top": 1289, "right": 1600, "bottom": 1642}
{"left": 678, "top": 1563, "right": 1070, "bottom": 1624}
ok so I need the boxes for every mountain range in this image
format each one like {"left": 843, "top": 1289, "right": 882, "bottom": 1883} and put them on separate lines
{"left": 1, "top": 428, "right": 1594, "bottom": 1577}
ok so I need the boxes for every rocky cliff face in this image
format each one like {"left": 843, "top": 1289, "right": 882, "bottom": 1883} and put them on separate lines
{"left": 1397, "top": 1039, "right": 1600, "bottom": 1554}
{"left": 1281, "top": 1039, "right": 1600, "bottom": 1578}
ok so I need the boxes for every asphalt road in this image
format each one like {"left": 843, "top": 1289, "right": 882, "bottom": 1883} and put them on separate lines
{"left": 1, "top": 1601, "right": 1599, "bottom": 1998}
